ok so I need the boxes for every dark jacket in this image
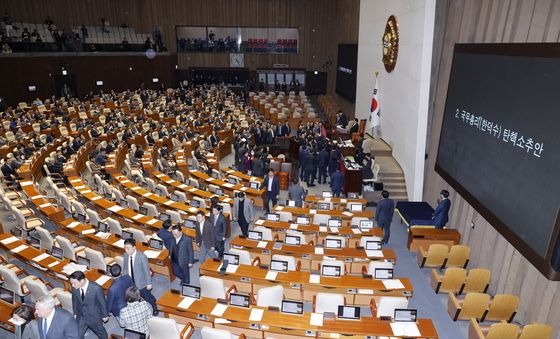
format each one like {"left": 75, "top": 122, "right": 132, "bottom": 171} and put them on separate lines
{"left": 375, "top": 198, "right": 395, "bottom": 225}
{"left": 195, "top": 219, "right": 216, "bottom": 248}
{"left": 105, "top": 275, "right": 134, "bottom": 316}
{"left": 209, "top": 213, "right": 227, "bottom": 241}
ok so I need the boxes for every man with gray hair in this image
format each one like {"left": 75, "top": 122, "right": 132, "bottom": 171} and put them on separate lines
{"left": 35, "top": 295, "right": 79, "bottom": 339}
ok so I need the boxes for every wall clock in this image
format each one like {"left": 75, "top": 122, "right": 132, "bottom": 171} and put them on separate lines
{"left": 382, "top": 15, "right": 399, "bottom": 73}
{"left": 230, "top": 53, "right": 245, "bottom": 68}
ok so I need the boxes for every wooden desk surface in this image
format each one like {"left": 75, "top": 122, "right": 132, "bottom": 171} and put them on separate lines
{"left": 409, "top": 228, "right": 462, "bottom": 239}
{"left": 274, "top": 205, "right": 374, "bottom": 220}
{"left": 189, "top": 170, "right": 265, "bottom": 197}
{"left": 157, "top": 292, "right": 437, "bottom": 338}
{"left": 0, "top": 301, "right": 16, "bottom": 333}
{"left": 254, "top": 219, "right": 383, "bottom": 240}
{"left": 222, "top": 167, "right": 264, "bottom": 184}
{"left": 304, "top": 195, "right": 368, "bottom": 206}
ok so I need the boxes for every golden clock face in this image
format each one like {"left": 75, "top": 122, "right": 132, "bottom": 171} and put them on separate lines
{"left": 382, "top": 15, "right": 399, "bottom": 73}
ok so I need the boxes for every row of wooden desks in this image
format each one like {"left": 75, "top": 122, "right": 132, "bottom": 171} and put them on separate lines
{"left": 189, "top": 170, "right": 265, "bottom": 208}
{"left": 273, "top": 205, "right": 374, "bottom": 220}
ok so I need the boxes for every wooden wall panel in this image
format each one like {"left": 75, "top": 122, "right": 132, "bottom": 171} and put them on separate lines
{"left": 425, "top": 1, "right": 560, "bottom": 337}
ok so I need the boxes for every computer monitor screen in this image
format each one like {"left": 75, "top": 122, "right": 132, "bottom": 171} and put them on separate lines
{"left": 51, "top": 246, "right": 64, "bottom": 260}
{"left": 229, "top": 293, "right": 250, "bottom": 307}
{"left": 360, "top": 220, "right": 374, "bottom": 229}
{"left": 394, "top": 309, "right": 418, "bottom": 322}
{"left": 270, "top": 260, "right": 288, "bottom": 272}
{"left": 76, "top": 213, "right": 87, "bottom": 223}
{"left": 97, "top": 222, "right": 109, "bottom": 233}
{"left": 287, "top": 200, "right": 296, "bottom": 207}
{"left": 321, "top": 264, "right": 341, "bottom": 277}
{"left": 121, "top": 230, "right": 134, "bottom": 240}
{"left": 248, "top": 230, "right": 263, "bottom": 241}
{"left": 29, "top": 235, "right": 41, "bottom": 249}
{"left": 228, "top": 177, "right": 239, "bottom": 184}
{"left": 170, "top": 193, "right": 180, "bottom": 202}
{"left": 318, "top": 202, "right": 330, "bottom": 210}
{"left": 266, "top": 213, "right": 280, "bottom": 222}
{"left": 347, "top": 192, "right": 359, "bottom": 199}
{"left": 158, "top": 213, "right": 170, "bottom": 221}
{"left": 181, "top": 284, "right": 201, "bottom": 299}
{"left": 374, "top": 268, "right": 393, "bottom": 280}
{"left": 325, "top": 238, "right": 342, "bottom": 249}
{"left": 155, "top": 187, "right": 164, "bottom": 196}
{"left": 296, "top": 216, "right": 310, "bottom": 225}
{"left": 190, "top": 200, "right": 200, "bottom": 208}
{"left": 77, "top": 256, "right": 90, "bottom": 269}
{"left": 211, "top": 171, "right": 220, "bottom": 179}
{"left": 327, "top": 218, "right": 342, "bottom": 227}
{"left": 249, "top": 181, "right": 260, "bottom": 189}
{"left": 215, "top": 189, "right": 224, "bottom": 196}
{"left": 198, "top": 184, "right": 206, "bottom": 191}
{"left": 96, "top": 80, "right": 104, "bottom": 86}
{"left": 123, "top": 329, "right": 146, "bottom": 339}
{"left": 149, "top": 238, "right": 163, "bottom": 250}
{"left": 223, "top": 253, "right": 240, "bottom": 265}
{"left": 338, "top": 305, "right": 361, "bottom": 320}
{"left": 281, "top": 300, "right": 303, "bottom": 314}
{"left": 349, "top": 203, "right": 363, "bottom": 212}
{"left": 28, "top": 85, "right": 37, "bottom": 92}
{"left": 184, "top": 219, "right": 197, "bottom": 228}
{"left": 322, "top": 191, "right": 332, "bottom": 198}
{"left": 365, "top": 240, "right": 382, "bottom": 250}
{"left": 0, "top": 286, "right": 14, "bottom": 304}
{"left": 285, "top": 235, "right": 301, "bottom": 246}
{"left": 12, "top": 227, "right": 25, "bottom": 239}
{"left": 139, "top": 206, "right": 148, "bottom": 215}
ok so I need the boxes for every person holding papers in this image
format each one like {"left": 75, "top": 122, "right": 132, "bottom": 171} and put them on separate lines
{"left": 123, "top": 238, "right": 159, "bottom": 315}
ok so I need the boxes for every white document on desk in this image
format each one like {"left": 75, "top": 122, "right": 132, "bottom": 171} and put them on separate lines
{"left": 108, "top": 205, "right": 124, "bottom": 212}
{"left": 132, "top": 214, "right": 143, "bottom": 220}
{"left": 249, "top": 308, "right": 264, "bottom": 322}
{"left": 365, "top": 250, "right": 383, "bottom": 258}
{"left": 255, "top": 219, "right": 264, "bottom": 225}
{"left": 113, "top": 239, "right": 125, "bottom": 248}
{"left": 289, "top": 224, "right": 298, "bottom": 230}
{"left": 1, "top": 236, "right": 18, "bottom": 245}
{"left": 265, "top": 271, "right": 278, "bottom": 281}
{"left": 390, "top": 322, "right": 421, "bottom": 337}
{"left": 256, "top": 241, "right": 267, "bottom": 248}
{"left": 48, "top": 260, "right": 61, "bottom": 268}
{"left": 146, "top": 219, "right": 158, "bottom": 225}
{"left": 309, "top": 209, "right": 317, "bottom": 214}
{"left": 319, "top": 226, "right": 327, "bottom": 233}
{"left": 210, "top": 303, "right": 228, "bottom": 317}
{"left": 314, "top": 247, "right": 324, "bottom": 255}
{"left": 275, "top": 206, "right": 284, "bottom": 211}
{"left": 81, "top": 229, "right": 95, "bottom": 235}
{"left": 383, "top": 279, "right": 405, "bottom": 289}
{"left": 329, "top": 227, "right": 339, "bottom": 233}
{"left": 12, "top": 245, "right": 28, "bottom": 253}
{"left": 351, "top": 228, "right": 362, "bottom": 234}
{"left": 144, "top": 250, "right": 161, "bottom": 259}
{"left": 177, "top": 296, "right": 197, "bottom": 310}
{"left": 309, "top": 275, "right": 321, "bottom": 284}
{"left": 342, "top": 211, "right": 353, "bottom": 217}
{"left": 67, "top": 221, "right": 81, "bottom": 228}
{"left": 310, "top": 313, "right": 324, "bottom": 326}
{"left": 226, "top": 264, "right": 239, "bottom": 274}
{"left": 32, "top": 253, "right": 50, "bottom": 262}
{"left": 95, "top": 275, "right": 111, "bottom": 286}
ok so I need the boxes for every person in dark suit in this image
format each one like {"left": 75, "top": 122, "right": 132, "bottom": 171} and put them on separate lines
{"left": 375, "top": 190, "right": 396, "bottom": 244}
{"left": 349, "top": 118, "right": 359, "bottom": 133}
{"left": 362, "top": 157, "right": 374, "bottom": 180}
{"left": 195, "top": 210, "right": 216, "bottom": 262}
{"left": 1, "top": 159, "right": 20, "bottom": 183}
{"left": 170, "top": 224, "right": 194, "bottom": 284}
{"left": 105, "top": 264, "right": 133, "bottom": 318}
{"left": 433, "top": 189, "right": 451, "bottom": 228}
{"left": 209, "top": 205, "right": 227, "bottom": 258}
{"left": 11, "top": 304, "right": 39, "bottom": 339}
{"left": 232, "top": 192, "right": 254, "bottom": 236}
{"left": 157, "top": 219, "right": 174, "bottom": 250}
{"left": 280, "top": 122, "right": 291, "bottom": 137}
{"left": 336, "top": 111, "right": 348, "bottom": 127}
{"left": 317, "top": 148, "right": 329, "bottom": 184}
{"left": 330, "top": 168, "right": 345, "bottom": 197}
{"left": 298, "top": 145, "right": 308, "bottom": 181}
{"left": 260, "top": 169, "right": 279, "bottom": 213}
{"left": 35, "top": 295, "right": 79, "bottom": 339}
{"left": 305, "top": 150, "right": 317, "bottom": 187}
{"left": 123, "top": 238, "right": 158, "bottom": 315}
{"left": 69, "top": 271, "right": 109, "bottom": 339}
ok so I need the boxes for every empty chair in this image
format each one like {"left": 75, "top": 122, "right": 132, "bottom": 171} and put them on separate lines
{"left": 0, "top": 264, "right": 34, "bottom": 299}
{"left": 271, "top": 254, "right": 298, "bottom": 271}
{"left": 324, "top": 235, "right": 347, "bottom": 248}
{"left": 277, "top": 211, "right": 292, "bottom": 222}
{"left": 142, "top": 202, "right": 158, "bottom": 216}
{"left": 174, "top": 171, "right": 186, "bottom": 183}
{"left": 200, "top": 276, "right": 235, "bottom": 299}
{"left": 155, "top": 184, "right": 169, "bottom": 197}
{"left": 445, "top": 244, "right": 470, "bottom": 268}
{"left": 85, "top": 209, "right": 103, "bottom": 227}
{"left": 350, "top": 217, "right": 369, "bottom": 227}
{"left": 373, "top": 297, "right": 409, "bottom": 318}
{"left": 417, "top": 244, "right": 449, "bottom": 268}
{"left": 105, "top": 217, "right": 122, "bottom": 236}
{"left": 518, "top": 323, "right": 553, "bottom": 339}
{"left": 71, "top": 200, "right": 87, "bottom": 219}
{"left": 35, "top": 226, "right": 55, "bottom": 251}
{"left": 285, "top": 231, "right": 306, "bottom": 245}
{"left": 461, "top": 268, "right": 491, "bottom": 294}
{"left": 145, "top": 178, "right": 157, "bottom": 191}
{"left": 126, "top": 195, "right": 140, "bottom": 211}
{"left": 359, "top": 235, "right": 383, "bottom": 247}
{"left": 166, "top": 210, "right": 182, "bottom": 224}
{"left": 255, "top": 285, "right": 284, "bottom": 308}
{"left": 431, "top": 267, "right": 467, "bottom": 294}
{"left": 188, "top": 178, "right": 199, "bottom": 188}
{"left": 12, "top": 206, "right": 43, "bottom": 231}
{"left": 481, "top": 294, "right": 519, "bottom": 323}
{"left": 319, "top": 259, "right": 345, "bottom": 276}
{"left": 84, "top": 248, "right": 115, "bottom": 271}
{"left": 56, "top": 290, "right": 73, "bottom": 314}
{"left": 23, "top": 277, "right": 63, "bottom": 303}
{"left": 228, "top": 248, "right": 252, "bottom": 265}
{"left": 122, "top": 227, "right": 147, "bottom": 243}
{"left": 448, "top": 292, "right": 491, "bottom": 321}
{"left": 364, "top": 261, "right": 394, "bottom": 275}
{"left": 111, "top": 187, "right": 125, "bottom": 204}
{"left": 54, "top": 235, "right": 85, "bottom": 261}
{"left": 254, "top": 226, "right": 273, "bottom": 241}
{"left": 172, "top": 190, "right": 187, "bottom": 203}
{"left": 313, "top": 293, "right": 345, "bottom": 314}
{"left": 147, "top": 318, "right": 194, "bottom": 339}
{"left": 312, "top": 213, "right": 331, "bottom": 225}
{"left": 201, "top": 327, "right": 244, "bottom": 339}
{"left": 468, "top": 318, "right": 520, "bottom": 339}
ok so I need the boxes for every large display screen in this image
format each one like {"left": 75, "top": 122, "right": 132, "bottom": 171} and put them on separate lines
{"left": 436, "top": 43, "right": 560, "bottom": 279}
{"left": 335, "top": 44, "right": 358, "bottom": 102}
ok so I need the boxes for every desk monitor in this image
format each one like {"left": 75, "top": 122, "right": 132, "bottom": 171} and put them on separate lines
{"left": 76, "top": 213, "right": 87, "bottom": 223}
{"left": 181, "top": 284, "right": 201, "bottom": 299}
{"left": 77, "top": 256, "right": 90, "bottom": 269}
{"left": 285, "top": 235, "right": 301, "bottom": 246}
{"left": 51, "top": 246, "right": 64, "bottom": 260}
{"left": 287, "top": 200, "right": 296, "bottom": 207}
{"left": 104, "top": 191, "right": 113, "bottom": 200}
{"left": 198, "top": 184, "right": 206, "bottom": 191}
{"left": 139, "top": 206, "right": 148, "bottom": 216}
{"left": 360, "top": 220, "right": 374, "bottom": 229}
{"left": 249, "top": 181, "right": 260, "bottom": 189}
{"left": 327, "top": 218, "right": 342, "bottom": 227}
{"left": 96, "top": 80, "right": 104, "bottom": 86}
{"left": 296, "top": 216, "right": 310, "bottom": 225}
{"left": 270, "top": 259, "right": 289, "bottom": 272}
{"left": 184, "top": 218, "right": 197, "bottom": 228}
{"left": 0, "top": 286, "right": 14, "bottom": 304}
{"left": 12, "top": 227, "right": 26, "bottom": 239}
{"left": 211, "top": 171, "right": 220, "bottom": 179}
{"left": 347, "top": 192, "right": 359, "bottom": 199}
{"left": 338, "top": 305, "right": 361, "bottom": 320}
{"left": 215, "top": 188, "right": 224, "bottom": 196}
{"left": 325, "top": 238, "right": 342, "bottom": 249}
{"left": 248, "top": 230, "right": 263, "bottom": 241}
{"left": 223, "top": 253, "right": 240, "bottom": 265}
{"left": 149, "top": 238, "right": 163, "bottom": 250}
{"left": 318, "top": 202, "right": 330, "bottom": 210}
{"left": 228, "top": 177, "right": 239, "bottom": 185}
{"left": 321, "top": 264, "right": 341, "bottom": 277}
{"left": 158, "top": 213, "right": 170, "bottom": 221}
{"left": 190, "top": 199, "right": 201, "bottom": 208}
{"left": 170, "top": 193, "right": 180, "bottom": 202}
{"left": 97, "top": 222, "right": 109, "bottom": 233}
{"left": 281, "top": 300, "right": 303, "bottom": 314}
{"left": 394, "top": 309, "right": 418, "bottom": 322}
{"left": 266, "top": 213, "right": 280, "bottom": 222}
{"left": 29, "top": 235, "right": 41, "bottom": 249}
{"left": 374, "top": 268, "right": 393, "bottom": 280}
{"left": 365, "top": 240, "right": 382, "bottom": 250}
{"left": 229, "top": 293, "right": 250, "bottom": 308}
{"left": 123, "top": 329, "right": 146, "bottom": 339}
{"left": 28, "top": 85, "right": 37, "bottom": 92}
{"left": 121, "top": 230, "right": 134, "bottom": 240}
{"left": 322, "top": 191, "right": 332, "bottom": 198}
{"left": 349, "top": 203, "right": 363, "bottom": 212}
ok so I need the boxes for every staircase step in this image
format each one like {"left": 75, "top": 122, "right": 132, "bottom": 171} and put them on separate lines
{"left": 372, "top": 149, "right": 393, "bottom": 157}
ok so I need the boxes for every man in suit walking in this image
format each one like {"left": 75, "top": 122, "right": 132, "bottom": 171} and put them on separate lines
{"left": 195, "top": 210, "right": 215, "bottom": 263}
{"left": 210, "top": 205, "right": 227, "bottom": 258}
{"left": 232, "top": 192, "right": 254, "bottom": 236}
{"left": 171, "top": 224, "right": 194, "bottom": 284}
{"left": 317, "top": 147, "right": 329, "bottom": 184}
{"left": 123, "top": 238, "right": 158, "bottom": 315}
{"left": 105, "top": 264, "right": 133, "bottom": 318}
{"left": 433, "top": 189, "right": 451, "bottom": 228}
{"left": 68, "top": 271, "right": 108, "bottom": 339}
{"left": 330, "top": 167, "right": 345, "bottom": 197}
{"left": 261, "top": 169, "right": 279, "bottom": 213}
{"left": 35, "top": 295, "right": 79, "bottom": 339}
{"left": 375, "top": 190, "right": 395, "bottom": 244}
